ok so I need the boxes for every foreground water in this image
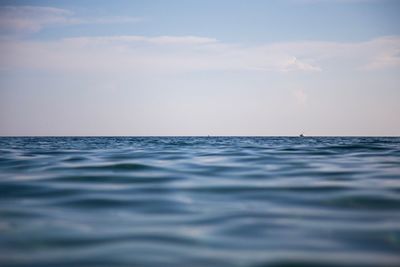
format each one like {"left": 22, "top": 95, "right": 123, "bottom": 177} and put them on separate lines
{"left": 0, "top": 137, "right": 400, "bottom": 267}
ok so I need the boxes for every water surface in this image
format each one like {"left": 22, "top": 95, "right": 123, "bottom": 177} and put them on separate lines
{"left": 1, "top": 137, "right": 400, "bottom": 266}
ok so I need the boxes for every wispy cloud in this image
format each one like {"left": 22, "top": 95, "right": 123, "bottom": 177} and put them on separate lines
{"left": 64, "top": 35, "right": 218, "bottom": 46}
{"left": 1, "top": 34, "right": 399, "bottom": 74}
{"left": 365, "top": 51, "right": 400, "bottom": 70}
{"left": 0, "top": 6, "right": 142, "bottom": 35}
{"left": 282, "top": 57, "right": 321, "bottom": 72}
{"left": 0, "top": 35, "right": 323, "bottom": 73}
{"left": 0, "top": 6, "right": 74, "bottom": 33}
{"left": 291, "top": 0, "right": 378, "bottom": 4}
{"left": 77, "top": 16, "right": 143, "bottom": 25}
{"left": 293, "top": 89, "right": 308, "bottom": 105}
{"left": 361, "top": 37, "right": 400, "bottom": 70}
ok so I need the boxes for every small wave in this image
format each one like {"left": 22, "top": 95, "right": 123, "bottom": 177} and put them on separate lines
{"left": 1, "top": 136, "right": 400, "bottom": 267}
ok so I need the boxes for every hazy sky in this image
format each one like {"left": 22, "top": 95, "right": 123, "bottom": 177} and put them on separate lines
{"left": 1, "top": 0, "right": 399, "bottom": 136}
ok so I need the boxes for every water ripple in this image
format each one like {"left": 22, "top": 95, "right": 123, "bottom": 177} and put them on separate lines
{"left": 0, "top": 137, "right": 400, "bottom": 267}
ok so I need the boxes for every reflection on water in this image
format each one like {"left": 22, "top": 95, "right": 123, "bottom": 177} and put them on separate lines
{"left": 0, "top": 137, "right": 400, "bottom": 267}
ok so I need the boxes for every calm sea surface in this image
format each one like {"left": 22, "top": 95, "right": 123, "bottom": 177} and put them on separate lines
{"left": 0, "top": 137, "right": 400, "bottom": 267}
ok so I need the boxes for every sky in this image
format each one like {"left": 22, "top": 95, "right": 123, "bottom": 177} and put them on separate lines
{"left": 0, "top": 0, "right": 399, "bottom": 136}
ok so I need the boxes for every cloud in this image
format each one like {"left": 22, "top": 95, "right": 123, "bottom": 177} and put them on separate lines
{"left": 0, "top": 6, "right": 74, "bottom": 33}
{"left": 293, "top": 89, "right": 308, "bottom": 105}
{"left": 1, "top": 34, "right": 399, "bottom": 74}
{"left": 0, "top": 35, "right": 322, "bottom": 73}
{"left": 282, "top": 57, "right": 321, "bottom": 72}
{"left": 361, "top": 37, "right": 400, "bottom": 70}
{"left": 64, "top": 35, "right": 218, "bottom": 46}
{"left": 77, "top": 16, "right": 143, "bottom": 25}
{"left": 0, "top": 6, "right": 142, "bottom": 35}
{"left": 365, "top": 51, "right": 400, "bottom": 70}
{"left": 291, "top": 0, "right": 378, "bottom": 4}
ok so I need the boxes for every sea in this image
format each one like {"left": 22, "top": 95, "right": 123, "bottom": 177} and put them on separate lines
{"left": 0, "top": 137, "right": 399, "bottom": 267}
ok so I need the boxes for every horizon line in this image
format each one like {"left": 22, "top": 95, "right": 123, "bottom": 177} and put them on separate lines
{"left": 1, "top": 135, "right": 399, "bottom": 138}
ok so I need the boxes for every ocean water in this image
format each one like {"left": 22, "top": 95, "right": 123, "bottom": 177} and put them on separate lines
{"left": 0, "top": 137, "right": 400, "bottom": 267}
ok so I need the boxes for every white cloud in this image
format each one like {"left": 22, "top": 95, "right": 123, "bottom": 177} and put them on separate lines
{"left": 0, "top": 6, "right": 74, "bottom": 33}
{"left": 0, "top": 35, "right": 323, "bottom": 73}
{"left": 293, "top": 89, "right": 308, "bottom": 105}
{"left": 1, "top": 34, "right": 399, "bottom": 74}
{"left": 361, "top": 37, "right": 400, "bottom": 70}
{"left": 281, "top": 56, "right": 321, "bottom": 72}
{"left": 63, "top": 35, "right": 218, "bottom": 46}
{"left": 365, "top": 52, "right": 400, "bottom": 70}
{"left": 0, "top": 6, "right": 142, "bottom": 34}
{"left": 77, "top": 16, "right": 143, "bottom": 25}
{"left": 291, "top": 0, "right": 378, "bottom": 4}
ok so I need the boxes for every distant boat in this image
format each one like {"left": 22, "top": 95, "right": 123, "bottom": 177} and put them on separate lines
{"left": 299, "top": 134, "right": 304, "bottom": 137}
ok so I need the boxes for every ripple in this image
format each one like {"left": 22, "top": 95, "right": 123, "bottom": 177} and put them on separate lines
{"left": 0, "top": 136, "right": 400, "bottom": 267}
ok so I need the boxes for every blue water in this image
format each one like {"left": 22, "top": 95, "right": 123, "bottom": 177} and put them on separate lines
{"left": 0, "top": 137, "right": 400, "bottom": 267}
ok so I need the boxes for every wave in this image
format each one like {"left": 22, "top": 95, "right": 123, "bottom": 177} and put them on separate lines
{"left": 0, "top": 137, "right": 400, "bottom": 267}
